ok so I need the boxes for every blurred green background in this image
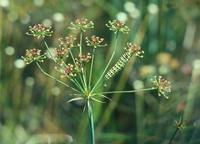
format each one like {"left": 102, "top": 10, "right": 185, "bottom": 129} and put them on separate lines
{"left": 0, "top": 0, "right": 200, "bottom": 144}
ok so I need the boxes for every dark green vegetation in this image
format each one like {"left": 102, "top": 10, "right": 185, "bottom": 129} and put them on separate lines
{"left": 0, "top": 0, "right": 200, "bottom": 144}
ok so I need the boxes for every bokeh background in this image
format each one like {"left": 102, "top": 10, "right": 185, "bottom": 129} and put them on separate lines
{"left": 0, "top": 0, "right": 200, "bottom": 144}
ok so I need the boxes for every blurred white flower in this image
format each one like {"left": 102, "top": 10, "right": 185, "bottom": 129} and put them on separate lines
{"left": 21, "top": 14, "right": 31, "bottom": 24}
{"left": 159, "top": 65, "right": 170, "bottom": 75}
{"left": 14, "top": 59, "right": 25, "bottom": 69}
{"left": 124, "top": 1, "right": 135, "bottom": 13}
{"left": 133, "top": 80, "right": 144, "bottom": 89}
{"left": 42, "top": 19, "right": 52, "bottom": 27}
{"left": 25, "top": 77, "right": 35, "bottom": 87}
{"left": 33, "top": 0, "right": 44, "bottom": 7}
{"left": 51, "top": 87, "right": 61, "bottom": 96}
{"left": 5, "top": 46, "right": 15, "bottom": 56}
{"left": 130, "top": 8, "right": 140, "bottom": 19}
{"left": 53, "top": 12, "right": 64, "bottom": 22}
{"left": 147, "top": 3, "right": 159, "bottom": 15}
{"left": 0, "top": 0, "right": 9, "bottom": 8}
{"left": 116, "top": 12, "right": 128, "bottom": 22}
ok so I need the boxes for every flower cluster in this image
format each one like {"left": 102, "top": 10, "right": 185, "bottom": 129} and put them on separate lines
{"left": 152, "top": 76, "right": 171, "bottom": 99}
{"left": 26, "top": 24, "right": 53, "bottom": 39}
{"left": 54, "top": 47, "right": 69, "bottom": 60}
{"left": 76, "top": 53, "right": 92, "bottom": 64}
{"left": 69, "top": 18, "right": 94, "bottom": 32}
{"left": 125, "top": 43, "right": 144, "bottom": 58}
{"left": 106, "top": 20, "right": 130, "bottom": 34}
{"left": 86, "top": 35, "right": 107, "bottom": 48}
{"left": 59, "top": 36, "right": 76, "bottom": 49}
{"left": 55, "top": 63, "right": 77, "bottom": 78}
{"left": 22, "top": 48, "right": 46, "bottom": 64}
{"left": 55, "top": 36, "right": 76, "bottom": 60}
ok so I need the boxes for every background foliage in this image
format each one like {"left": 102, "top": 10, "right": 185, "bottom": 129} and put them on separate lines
{"left": 0, "top": 0, "right": 200, "bottom": 143}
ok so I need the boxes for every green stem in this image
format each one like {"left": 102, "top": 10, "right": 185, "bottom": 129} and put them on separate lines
{"left": 44, "top": 41, "right": 56, "bottom": 62}
{"left": 91, "top": 33, "right": 119, "bottom": 93}
{"left": 69, "top": 50, "right": 85, "bottom": 90}
{"left": 168, "top": 127, "right": 179, "bottom": 144}
{"left": 168, "top": 118, "right": 183, "bottom": 144}
{"left": 36, "top": 62, "right": 80, "bottom": 93}
{"left": 70, "top": 78, "right": 84, "bottom": 93}
{"left": 100, "top": 87, "right": 156, "bottom": 94}
{"left": 87, "top": 100, "right": 95, "bottom": 144}
{"left": 89, "top": 48, "right": 95, "bottom": 90}
{"left": 79, "top": 31, "right": 88, "bottom": 91}
{"left": 79, "top": 32, "right": 83, "bottom": 56}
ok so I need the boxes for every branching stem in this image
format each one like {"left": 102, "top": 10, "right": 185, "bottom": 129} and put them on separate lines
{"left": 36, "top": 62, "right": 80, "bottom": 93}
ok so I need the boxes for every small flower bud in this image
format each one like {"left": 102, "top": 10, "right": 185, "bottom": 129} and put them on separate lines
{"left": 26, "top": 24, "right": 53, "bottom": 39}
{"left": 86, "top": 35, "right": 107, "bottom": 48}
{"left": 106, "top": 20, "right": 130, "bottom": 34}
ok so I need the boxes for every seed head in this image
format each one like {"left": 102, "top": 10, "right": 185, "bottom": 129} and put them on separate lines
{"left": 86, "top": 35, "right": 107, "bottom": 48}
{"left": 69, "top": 18, "right": 94, "bottom": 32}
{"left": 26, "top": 24, "right": 53, "bottom": 39}
{"left": 22, "top": 48, "right": 46, "bottom": 64}
{"left": 106, "top": 20, "right": 130, "bottom": 34}
{"left": 152, "top": 76, "right": 171, "bottom": 99}
{"left": 125, "top": 43, "right": 144, "bottom": 58}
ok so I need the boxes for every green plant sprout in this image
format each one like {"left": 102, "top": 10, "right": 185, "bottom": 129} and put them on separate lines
{"left": 22, "top": 18, "right": 172, "bottom": 144}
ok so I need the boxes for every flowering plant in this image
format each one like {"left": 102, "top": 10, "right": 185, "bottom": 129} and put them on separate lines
{"left": 22, "top": 18, "right": 171, "bottom": 144}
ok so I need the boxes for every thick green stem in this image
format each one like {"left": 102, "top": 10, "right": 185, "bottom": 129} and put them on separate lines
{"left": 91, "top": 33, "right": 119, "bottom": 93}
{"left": 87, "top": 100, "right": 95, "bottom": 144}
